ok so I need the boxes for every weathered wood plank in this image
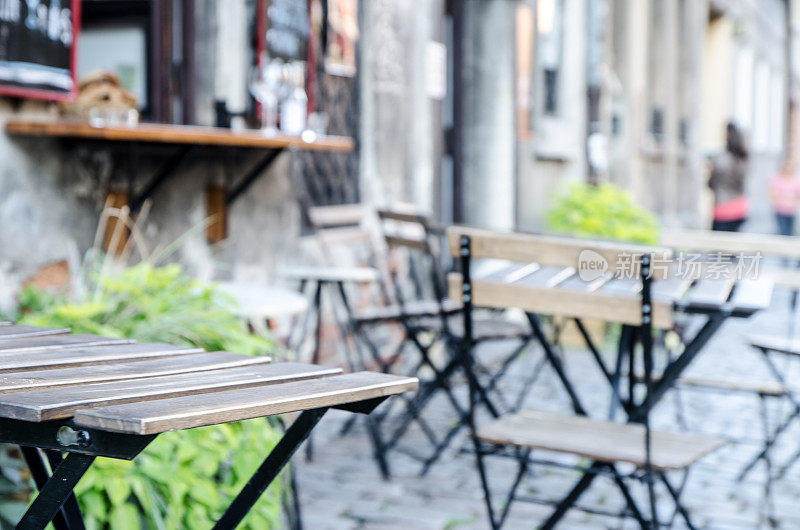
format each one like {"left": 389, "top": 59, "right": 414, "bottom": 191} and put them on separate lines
{"left": 729, "top": 278, "right": 774, "bottom": 312}
{"left": 661, "top": 228, "right": 800, "bottom": 260}
{"left": 308, "top": 204, "right": 366, "bottom": 227}
{"left": 558, "top": 272, "right": 613, "bottom": 292}
{"left": 277, "top": 265, "right": 380, "bottom": 283}
{"left": 6, "top": 119, "right": 356, "bottom": 152}
{"left": 762, "top": 268, "right": 800, "bottom": 290}
{"left": 476, "top": 409, "right": 725, "bottom": 470}
{"left": 0, "top": 334, "right": 132, "bottom": 354}
{"left": 651, "top": 277, "right": 693, "bottom": 301}
{"left": 385, "top": 235, "right": 429, "bottom": 252}
{"left": 599, "top": 278, "right": 641, "bottom": 296}
{"left": 448, "top": 273, "right": 673, "bottom": 328}
{"left": 0, "top": 343, "right": 200, "bottom": 372}
{"left": 447, "top": 226, "right": 671, "bottom": 278}
{"left": 0, "top": 363, "right": 343, "bottom": 422}
{"left": 73, "top": 371, "right": 419, "bottom": 434}
{"left": 685, "top": 278, "right": 736, "bottom": 308}
{"left": 0, "top": 351, "right": 272, "bottom": 392}
{"left": 513, "top": 266, "right": 575, "bottom": 288}
{"left": 0, "top": 325, "right": 70, "bottom": 340}
{"left": 476, "top": 262, "right": 536, "bottom": 283}
{"left": 749, "top": 334, "right": 800, "bottom": 356}
{"left": 677, "top": 376, "right": 787, "bottom": 396}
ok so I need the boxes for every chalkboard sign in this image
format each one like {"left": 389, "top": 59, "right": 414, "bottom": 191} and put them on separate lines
{"left": 260, "top": 0, "right": 309, "bottom": 61}
{"left": 0, "top": 0, "right": 80, "bottom": 101}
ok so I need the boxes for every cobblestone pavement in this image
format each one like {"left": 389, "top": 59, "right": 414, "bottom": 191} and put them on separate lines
{"left": 294, "top": 289, "right": 800, "bottom": 529}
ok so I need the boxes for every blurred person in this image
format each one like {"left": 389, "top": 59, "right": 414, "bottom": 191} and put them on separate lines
{"left": 769, "top": 159, "right": 800, "bottom": 236}
{"left": 709, "top": 122, "right": 749, "bottom": 231}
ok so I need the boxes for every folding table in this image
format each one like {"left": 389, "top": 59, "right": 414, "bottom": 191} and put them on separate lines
{"left": 448, "top": 226, "right": 773, "bottom": 424}
{"left": 0, "top": 324, "right": 416, "bottom": 530}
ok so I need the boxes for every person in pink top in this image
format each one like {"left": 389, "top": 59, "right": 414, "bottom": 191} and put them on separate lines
{"left": 769, "top": 160, "right": 800, "bottom": 236}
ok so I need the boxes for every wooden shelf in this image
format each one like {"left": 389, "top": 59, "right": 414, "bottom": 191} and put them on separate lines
{"left": 5, "top": 119, "right": 355, "bottom": 153}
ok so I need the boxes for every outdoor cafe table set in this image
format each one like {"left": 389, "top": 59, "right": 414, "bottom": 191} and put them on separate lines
{"left": 0, "top": 323, "right": 417, "bottom": 529}
{"left": 437, "top": 226, "right": 773, "bottom": 529}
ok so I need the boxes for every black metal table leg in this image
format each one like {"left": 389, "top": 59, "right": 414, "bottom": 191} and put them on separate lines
{"left": 213, "top": 408, "right": 329, "bottom": 530}
{"left": 44, "top": 451, "right": 86, "bottom": 530}
{"left": 19, "top": 447, "right": 73, "bottom": 530}
{"left": 16, "top": 453, "right": 95, "bottom": 530}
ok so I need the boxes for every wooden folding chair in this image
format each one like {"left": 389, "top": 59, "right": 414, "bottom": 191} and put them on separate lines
{"left": 451, "top": 228, "right": 725, "bottom": 529}
{"left": 351, "top": 210, "right": 535, "bottom": 476}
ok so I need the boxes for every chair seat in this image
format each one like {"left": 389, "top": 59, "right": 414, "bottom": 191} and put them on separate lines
{"left": 749, "top": 334, "right": 800, "bottom": 357}
{"left": 627, "top": 371, "right": 789, "bottom": 397}
{"left": 677, "top": 376, "right": 788, "bottom": 397}
{"left": 476, "top": 410, "right": 725, "bottom": 471}
{"left": 414, "top": 314, "right": 530, "bottom": 340}
{"left": 354, "top": 299, "right": 462, "bottom": 323}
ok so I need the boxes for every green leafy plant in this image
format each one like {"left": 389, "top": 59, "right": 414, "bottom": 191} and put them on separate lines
{"left": 546, "top": 182, "right": 660, "bottom": 244}
{"left": 6, "top": 263, "right": 285, "bottom": 530}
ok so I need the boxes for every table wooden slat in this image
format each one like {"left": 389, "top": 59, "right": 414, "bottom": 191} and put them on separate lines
{"left": 478, "top": 263, "right": 538, "bottom": 283}
{"left": 558, "top": 272, "right": 613, "bottom": 292}
{"left": 729, "top": 278, "right": 774, "bottom": 312}
{"left": 0, "top": 321, "right": 10, "bottom": 326}
{"left": 0, "top": 334, "right": 132, "bottom": 354}
{"left": 684, "top": 278, "right": 736, "bottom": 308}
{"left": 0, "top": 362, "right": 342, "bottom": 422}
{"left": 597, "top": 278, "right": 641, "bottom": 296}
{"left": 651, "top": 277, "right": 693, "bottom": 301}
{"left": 0, "top": 351, "right": 271, "bottom": 392}
{"left": 513, "top": 265, "right": 575, "bottom": 288}
{"left": 0, "top": 325, "right": 70, "bottom": 340}
{"left": 73, "top": 371, "right": 419, "bottom": 434}
{"left": 661, "top": 229, "right": 800, "bottom": 260}
{"left": 762, "top": 268, "right": 800, "bottom": 290}
{"left": 0, "top": 343, "right": 199, "bottom": 372}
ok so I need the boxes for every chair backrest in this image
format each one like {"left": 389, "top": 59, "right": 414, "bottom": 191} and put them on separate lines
{"left": 448, "top": 226, "right": 672, "bottom": 274}
{"left": 377, "top": 207, "right": 449, "bottom": 310}
{"left": 446, "top": 226, "right": 674, "bottom": 328}
{"left": 306, "top": 203, "right": 376, "bottom": 265}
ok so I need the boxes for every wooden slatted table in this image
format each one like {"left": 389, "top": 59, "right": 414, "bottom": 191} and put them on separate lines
{"left": 0, "top": 324, "right": 416, "bottom": 530}
{"left": 446, "top": 226, "right": 773, "bottom": 422}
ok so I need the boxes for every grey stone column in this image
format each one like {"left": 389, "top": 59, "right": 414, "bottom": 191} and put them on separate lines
{"left": 461, "top": 0, "right": 516, "bottom": 230}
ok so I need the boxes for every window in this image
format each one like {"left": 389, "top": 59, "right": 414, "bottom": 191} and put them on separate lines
{"left": 537, "top": 0, "right": 563, "bottom": 115}
{"left": 79, "top": 0, "right": 182, "bottom": 123}
{"left": 515, "top": 3, "right": 535, "bottom": 138}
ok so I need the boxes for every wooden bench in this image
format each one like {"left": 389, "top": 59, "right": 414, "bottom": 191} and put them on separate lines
{"left": 0, "top": 324, "right": 416, "bottom": 530}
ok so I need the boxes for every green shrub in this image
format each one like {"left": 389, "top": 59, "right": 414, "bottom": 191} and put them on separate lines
{"left": 546, "top": 182, "right": 660, "bottom": 244}
{"left": 6, "top": 263, "right": 285, "bottom": 530}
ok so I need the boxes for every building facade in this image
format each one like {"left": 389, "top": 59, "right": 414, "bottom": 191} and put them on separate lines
{"left": 0, "top": 0, "right": 796, "bottom": 310}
